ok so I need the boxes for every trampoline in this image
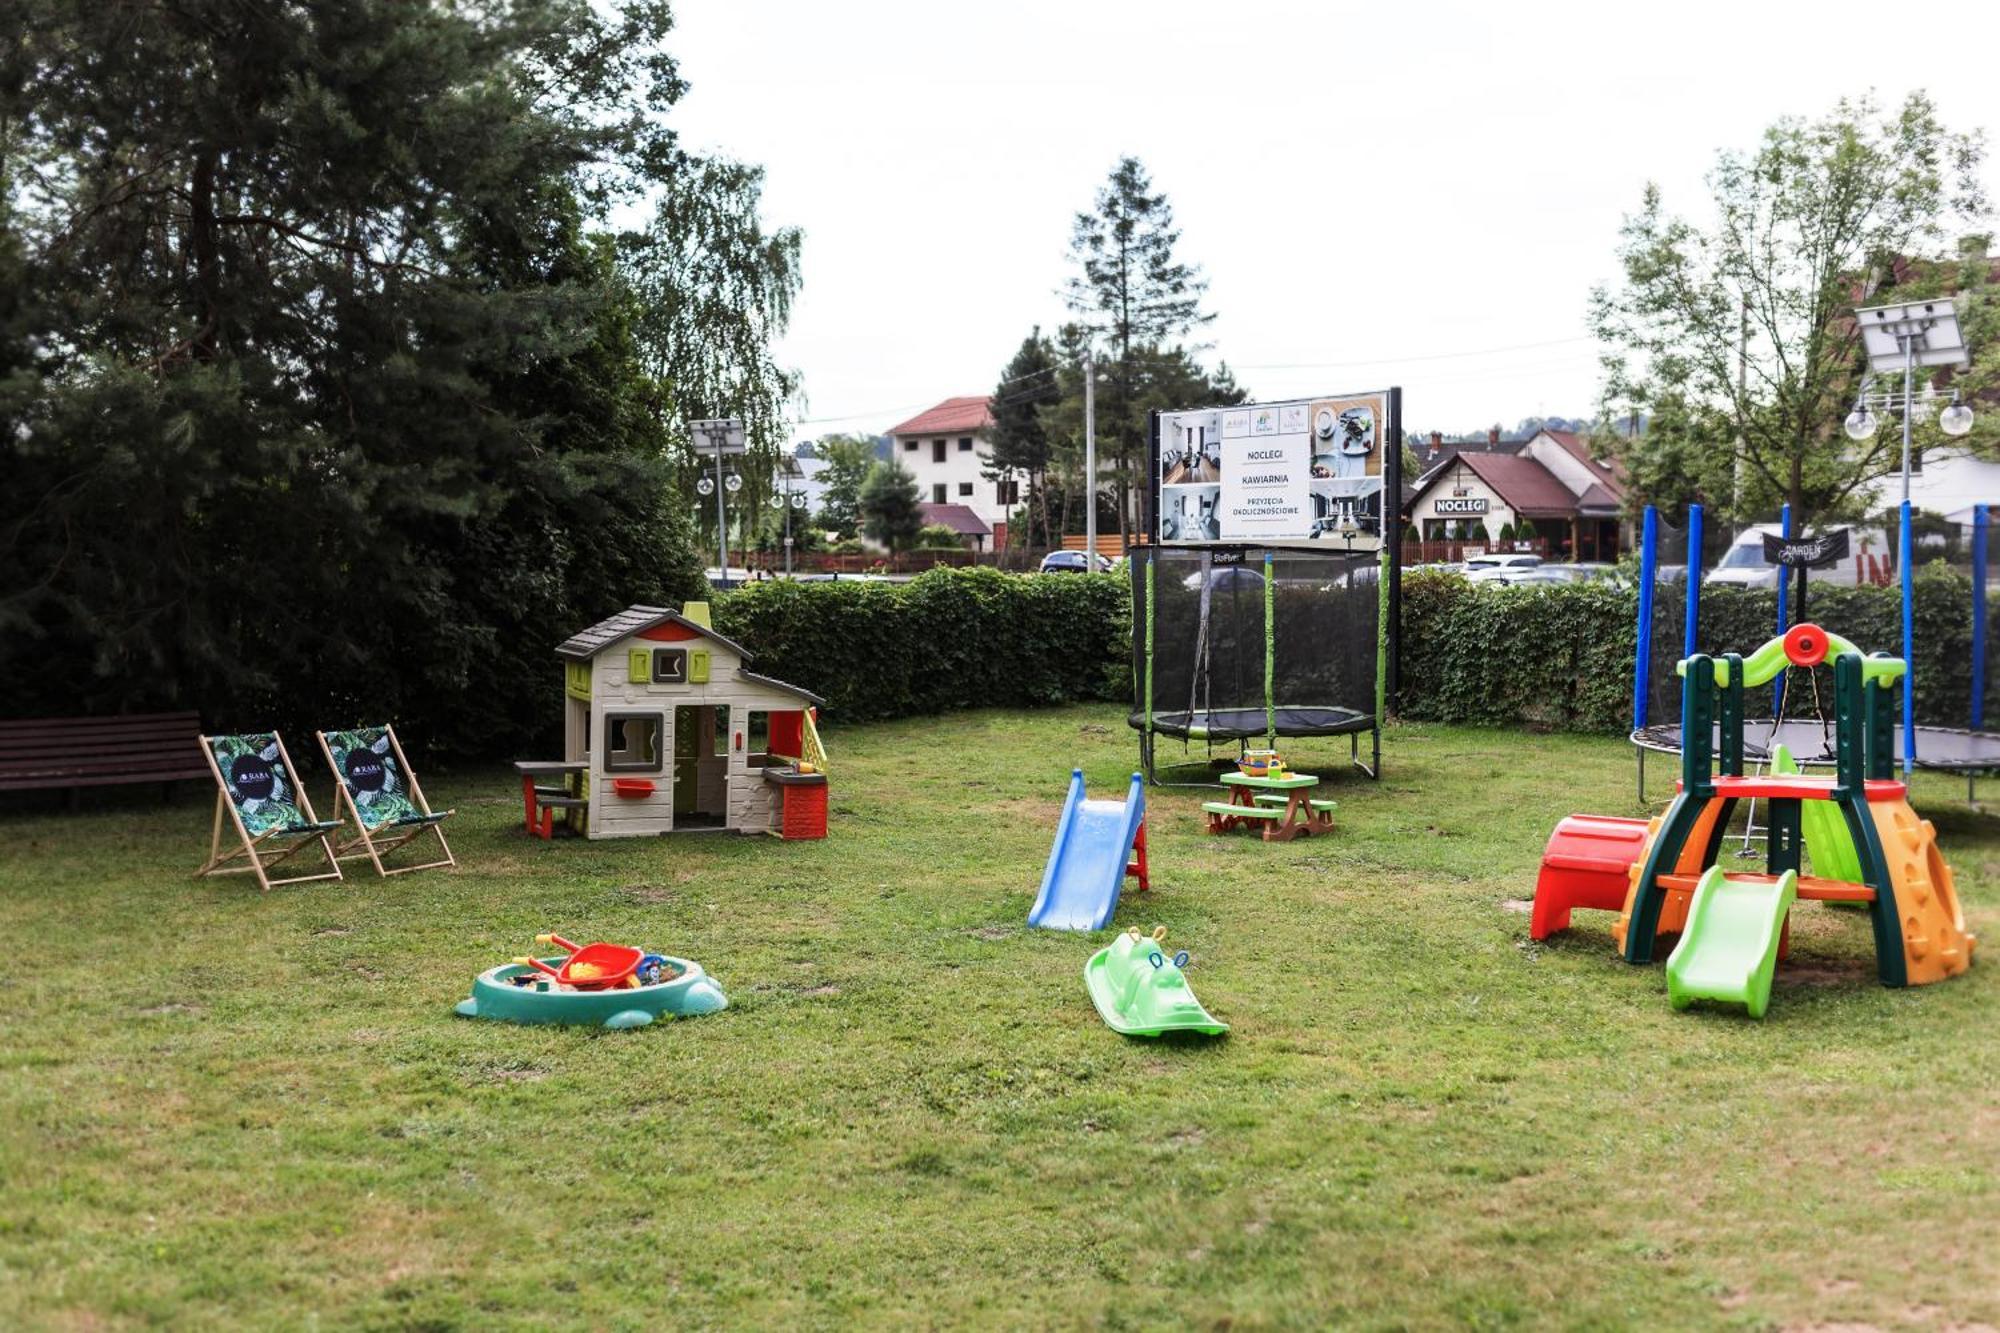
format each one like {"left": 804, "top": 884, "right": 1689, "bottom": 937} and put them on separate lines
{"left": 1634, "top": 719, "right": 2000, "bottom": 801}
{"left": 1131, "top": 705, "right": 1373, "bottom": 741}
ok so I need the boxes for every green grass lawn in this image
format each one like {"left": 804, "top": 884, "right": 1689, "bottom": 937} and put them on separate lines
{"left": 2, "top": 709, "right": 1995, "bottom": 1330}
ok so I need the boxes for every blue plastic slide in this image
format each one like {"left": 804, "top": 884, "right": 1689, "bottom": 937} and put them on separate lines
{"left": 1027, "top": 770, "right": 1146, "bottom": 931}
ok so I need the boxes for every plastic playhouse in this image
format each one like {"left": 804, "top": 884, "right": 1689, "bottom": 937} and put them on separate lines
{"left": 1027, "top": 770, "right": 1148, "bottom": 931}
{"left": 1533, "top": 623, "right": 1975, "bottom": 1016}
{"left": 455, "top": 932, "right": 728, "bottom": 1029}
{"left": 516, "top": 601, "right": 830, "bottom": 840}
{"left": 1084, "top": 926, "right": 1227, "bottom": 1037}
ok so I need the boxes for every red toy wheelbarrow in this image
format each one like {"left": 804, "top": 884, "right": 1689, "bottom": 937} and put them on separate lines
{"left": 512, "top": 932, "right": 645, "bottom": 991}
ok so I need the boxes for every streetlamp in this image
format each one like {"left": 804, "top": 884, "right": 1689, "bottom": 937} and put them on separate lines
{"left": 1845, "top": 298, "right": 1975, "bottom": 774}
{"left": 767, "top": 451, "right": 810, "bottom": 577}
{"left": 690, "top": 418, "right": 747, "bottom": 586}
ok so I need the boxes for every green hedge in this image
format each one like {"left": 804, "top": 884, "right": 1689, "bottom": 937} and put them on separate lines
{"left": 713, "top": 567, "right": 1130, "bottom": 723}
{"left": 1398, "top": 564, "right": 1992, "bottom": 734}
{"left": 708, "top": 562, "right": 1990, "bottom": 739}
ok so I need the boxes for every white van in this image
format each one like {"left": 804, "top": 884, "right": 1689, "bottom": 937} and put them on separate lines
{"left": 1704, "top": 523, "right": 1894, "bottom": 589}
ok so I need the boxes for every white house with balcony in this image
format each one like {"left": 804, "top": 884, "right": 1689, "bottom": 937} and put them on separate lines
{"left": 885, "top": 396, "right": 1023, "bottom": 548}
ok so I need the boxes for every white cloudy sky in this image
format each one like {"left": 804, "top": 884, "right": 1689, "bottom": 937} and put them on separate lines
{"left": 665, "top": 0, "right": 1999, "bottom": 440}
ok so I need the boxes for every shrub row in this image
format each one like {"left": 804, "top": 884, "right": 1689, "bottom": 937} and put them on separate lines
{"left": 708, "top": 563, "right": 1991, "bottom": 739}
{"left": 1398, "top": 564, "right": 1993, "bottom": 734}
{"left": 714, "top": 567, "right": 1130, "bottom": 724}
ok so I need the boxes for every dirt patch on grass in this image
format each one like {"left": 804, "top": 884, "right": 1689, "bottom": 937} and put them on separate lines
{"left": 1500, "top": 898, "right": 1533, "bottom": 915}
{"left": 485, "top": 1065, "right": 549, "bottom": 1083}
{"left": 312, "top": 925, "right": 352, "bottom": 936}
{"left": 619, "top": 883, "right": 678, "bottom": 905}
{"left": 136, "top": 1002, "right": 202, "bottom": 1017}
{"left": 966, "top": 925, "right": 1013, "bottom": 941}
{"left": 1781, "top": 958, "right": 1875, "bottom": 987}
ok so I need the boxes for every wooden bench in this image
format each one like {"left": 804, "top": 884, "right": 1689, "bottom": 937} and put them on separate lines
{"left": 0, "top": 712, "right": 209, "bottom": 804}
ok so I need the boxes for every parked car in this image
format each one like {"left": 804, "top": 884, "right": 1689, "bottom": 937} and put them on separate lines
{"left": 1039, "top": 550, "right": 1114, "bottom": 574}
{"left": 1462, "top": 552, "right": 1543, "bottom": 571}
{"left": 1181, "top": 565, "right": 1266, "bottom": 592}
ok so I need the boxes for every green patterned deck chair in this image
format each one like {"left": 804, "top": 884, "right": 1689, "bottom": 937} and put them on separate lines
{"left": 196, "top": 733, "right": 344, "bottom": 891}
{"left": 316, "top": 724, "right": 456, "bottom": 877}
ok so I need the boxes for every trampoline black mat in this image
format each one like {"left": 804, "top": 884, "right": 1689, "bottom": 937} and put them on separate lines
{"left": 1633, "top": 720, "right": 2000, "bottom": 772}
{"left": 1130, "top": 706, "right": 1374, "bottom": 741}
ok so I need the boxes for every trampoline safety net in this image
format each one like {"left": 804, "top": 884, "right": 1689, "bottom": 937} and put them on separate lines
{"left": 1129, "top": 547, "right": 1381, "bottom": 778}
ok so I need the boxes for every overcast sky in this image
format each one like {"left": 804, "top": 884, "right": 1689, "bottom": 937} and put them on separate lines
{"left": 665, "top": 0, "right": 1999, "bottom": 440}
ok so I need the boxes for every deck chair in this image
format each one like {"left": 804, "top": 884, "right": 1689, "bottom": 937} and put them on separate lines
{"left": 316, "top": 724, "right": 456, "bottom": 876}
{"left": 196, "top": 733, "right": 344, "bottom": 891}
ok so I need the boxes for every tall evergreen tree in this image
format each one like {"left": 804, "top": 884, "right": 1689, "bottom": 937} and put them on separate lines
{"left": 987, "top": 329, "right": 1061, "bottom": 552}
{"left": 859, "top": 461, "right": 923, "bottom": 552}
{"left": 1064, "top": 157, "right": 1213, "bottom": 540}
{"left": 0, "top": 1, "right": 790, "bottom": 754}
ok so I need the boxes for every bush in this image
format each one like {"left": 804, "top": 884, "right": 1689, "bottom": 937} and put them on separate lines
{"left": 1398, "top": 562, "right": 1989, "bottom": 734}
{"left": 915, "top": 523, "right": 966, "bottom": 549}
{"left": 713, "top": 567, "right": 1130, "bottom": 723}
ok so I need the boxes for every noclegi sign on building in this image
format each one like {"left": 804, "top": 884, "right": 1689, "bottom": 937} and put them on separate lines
{"left": 1432, "top": 497, "right": 1489, "bottom": 515}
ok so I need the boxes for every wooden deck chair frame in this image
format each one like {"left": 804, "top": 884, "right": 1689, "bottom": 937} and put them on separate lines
{"left": 316, "top": 723, "right": 456, "bottom": 877}
{"left": 196, "top": 732, "right": 344, "bottom": 892}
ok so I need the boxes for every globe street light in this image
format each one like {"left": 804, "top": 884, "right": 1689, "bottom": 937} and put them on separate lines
{"left": 1850, "top": 298, "right": 1975, "bottom": 775}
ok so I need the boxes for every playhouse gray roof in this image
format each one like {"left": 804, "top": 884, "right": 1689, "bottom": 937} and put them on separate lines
{"left": 740, "top": 671, "right": 825, "bottom": 708}
{"left": 554, "top": 605, "right": 755, "bottom": 664}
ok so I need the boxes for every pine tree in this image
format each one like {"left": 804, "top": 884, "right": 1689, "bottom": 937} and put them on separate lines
{"left": 0, "top": 0, "right": 788, "bottom": 754}
{"left": 987, "top": 329, "right": 1061, "bottom": 553}
{"left": 859, "top": 461, "right": 924, "bottom": 552}
{"left": 1065, "top": 157, "right": 1213, "bottom": 541}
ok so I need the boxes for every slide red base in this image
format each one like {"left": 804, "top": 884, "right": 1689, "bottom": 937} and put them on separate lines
{"left": 1531, "top": 814, "right": 1651, "bottom": 940}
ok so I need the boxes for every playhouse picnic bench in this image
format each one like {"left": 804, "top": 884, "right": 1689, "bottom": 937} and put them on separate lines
{"left": 0, "top": 711, "right": 209, "bottom": 803}
{"left": 1203, "top": 771, "right": 1336, "bottom": 842}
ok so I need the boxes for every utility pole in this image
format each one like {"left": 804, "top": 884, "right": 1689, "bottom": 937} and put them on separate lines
{"left": 1083, "top": 347, "right": 1097, "bottom": 571}
{"left": 714, "top": 425, "right": 728, "bottom": 583}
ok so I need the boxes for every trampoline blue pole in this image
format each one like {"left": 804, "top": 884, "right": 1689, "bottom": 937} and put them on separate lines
{"left": 1974, "top": 505, "right": 1989, "bottom": 732}
{"left": 1684, "top": 503, "right": 1704, "bottom": 658}
{"left": 1634, "top": 506, "right": 1658, "bottom": 733}
{"left": 1901, "top": 500, "right": 1915, "bottom": 775}
{"left": 1774, "top": 502, "right": 1791, "bottom": 716}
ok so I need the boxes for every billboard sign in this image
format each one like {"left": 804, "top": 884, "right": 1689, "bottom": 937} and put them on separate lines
{"left": 1155, "top": 390, "right": 1395, "bottom": 551}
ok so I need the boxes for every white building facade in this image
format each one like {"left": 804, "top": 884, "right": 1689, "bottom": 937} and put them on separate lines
{"left": 885, "top": 396, "right": 1023, "bottom": 546}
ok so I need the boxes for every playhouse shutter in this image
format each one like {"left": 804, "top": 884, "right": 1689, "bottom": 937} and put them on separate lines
{"left": 627, "top": 649, "right": 651, "bottom": 684}
{"left": 689, "top": 650, "right": 710, "bottom": 684}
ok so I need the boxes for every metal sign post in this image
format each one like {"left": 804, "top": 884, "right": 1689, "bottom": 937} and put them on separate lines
{"left": 690, "top": 418, "right": 747, "bottom": 585}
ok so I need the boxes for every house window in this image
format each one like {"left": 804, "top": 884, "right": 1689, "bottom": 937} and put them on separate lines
{"left": 932, "top": 483, "right": 948, "bottom": 503}
{"left": 651, "top": 648, "right": 687, "bottom": 683}
{"left": 996, "top": 480, "right": 1019, "bottom": 506}
{"left": 744, "top": 711, "right": 771, "bottom": 767}
{"left": 958, "top": 481, "right": 974, "bottom": 497}
{"left": 932, "top": 439, "right": 947, "bottom": 464}
{"left": 958, "top": 437, "right": 974, "bottom": 452}
{"left": 711, "top": 705, "right": 730, "bottom": 757}
{"left": 603, "top": 712, "right": 664, "bottom": 773}
{"left": 903, "top": 438, "right": 917, "bottom": 451}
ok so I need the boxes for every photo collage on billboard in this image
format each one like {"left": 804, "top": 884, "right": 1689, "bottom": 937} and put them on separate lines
{"left": 1157, "top": 392, "right": 1386, "bottom": 549}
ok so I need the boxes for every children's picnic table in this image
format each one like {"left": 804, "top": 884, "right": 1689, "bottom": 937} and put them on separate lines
{"left": 1203, "top": 771, "right": 1336, "bottom": 843}
{"left": 513, "top": 760, "right": 587, "bottom": 838}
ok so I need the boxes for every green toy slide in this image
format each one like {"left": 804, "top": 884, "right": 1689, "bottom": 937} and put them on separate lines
{"left": 1768, "top": 744, "right": 1863, "bottom": 883}
{"left": 1665, "top": 866, "right": 1798, "bottom": 1018}
{"left": 1084, "top": 927, "right": 1228, "bottom": 1037}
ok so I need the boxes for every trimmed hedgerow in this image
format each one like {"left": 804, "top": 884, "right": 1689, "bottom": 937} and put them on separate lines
{"left": 712, "top": 567, "right": 1130, "bottom": 723}
{"left": 1398, "top": 563, "right": 1991, "bottom": 734}
{"left": 710, "top": 562, "right": 1990, "bottom": 737}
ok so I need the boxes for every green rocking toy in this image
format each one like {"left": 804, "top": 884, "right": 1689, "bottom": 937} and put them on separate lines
{"left": 1084, "top": 927, "right": 1228, "bottom": 1038}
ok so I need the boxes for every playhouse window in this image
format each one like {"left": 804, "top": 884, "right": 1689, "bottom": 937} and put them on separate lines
{"left": 651, "top": 648, "right": 687, "bottom": 683}
{"left": 744, "top": 711, "right": 771, "bottom": 766}
{"left": 603, "top": 712, "right": 664, "bottom": 773}
{"left": 711, "top": 706, "right": 731, "bottom": 757}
